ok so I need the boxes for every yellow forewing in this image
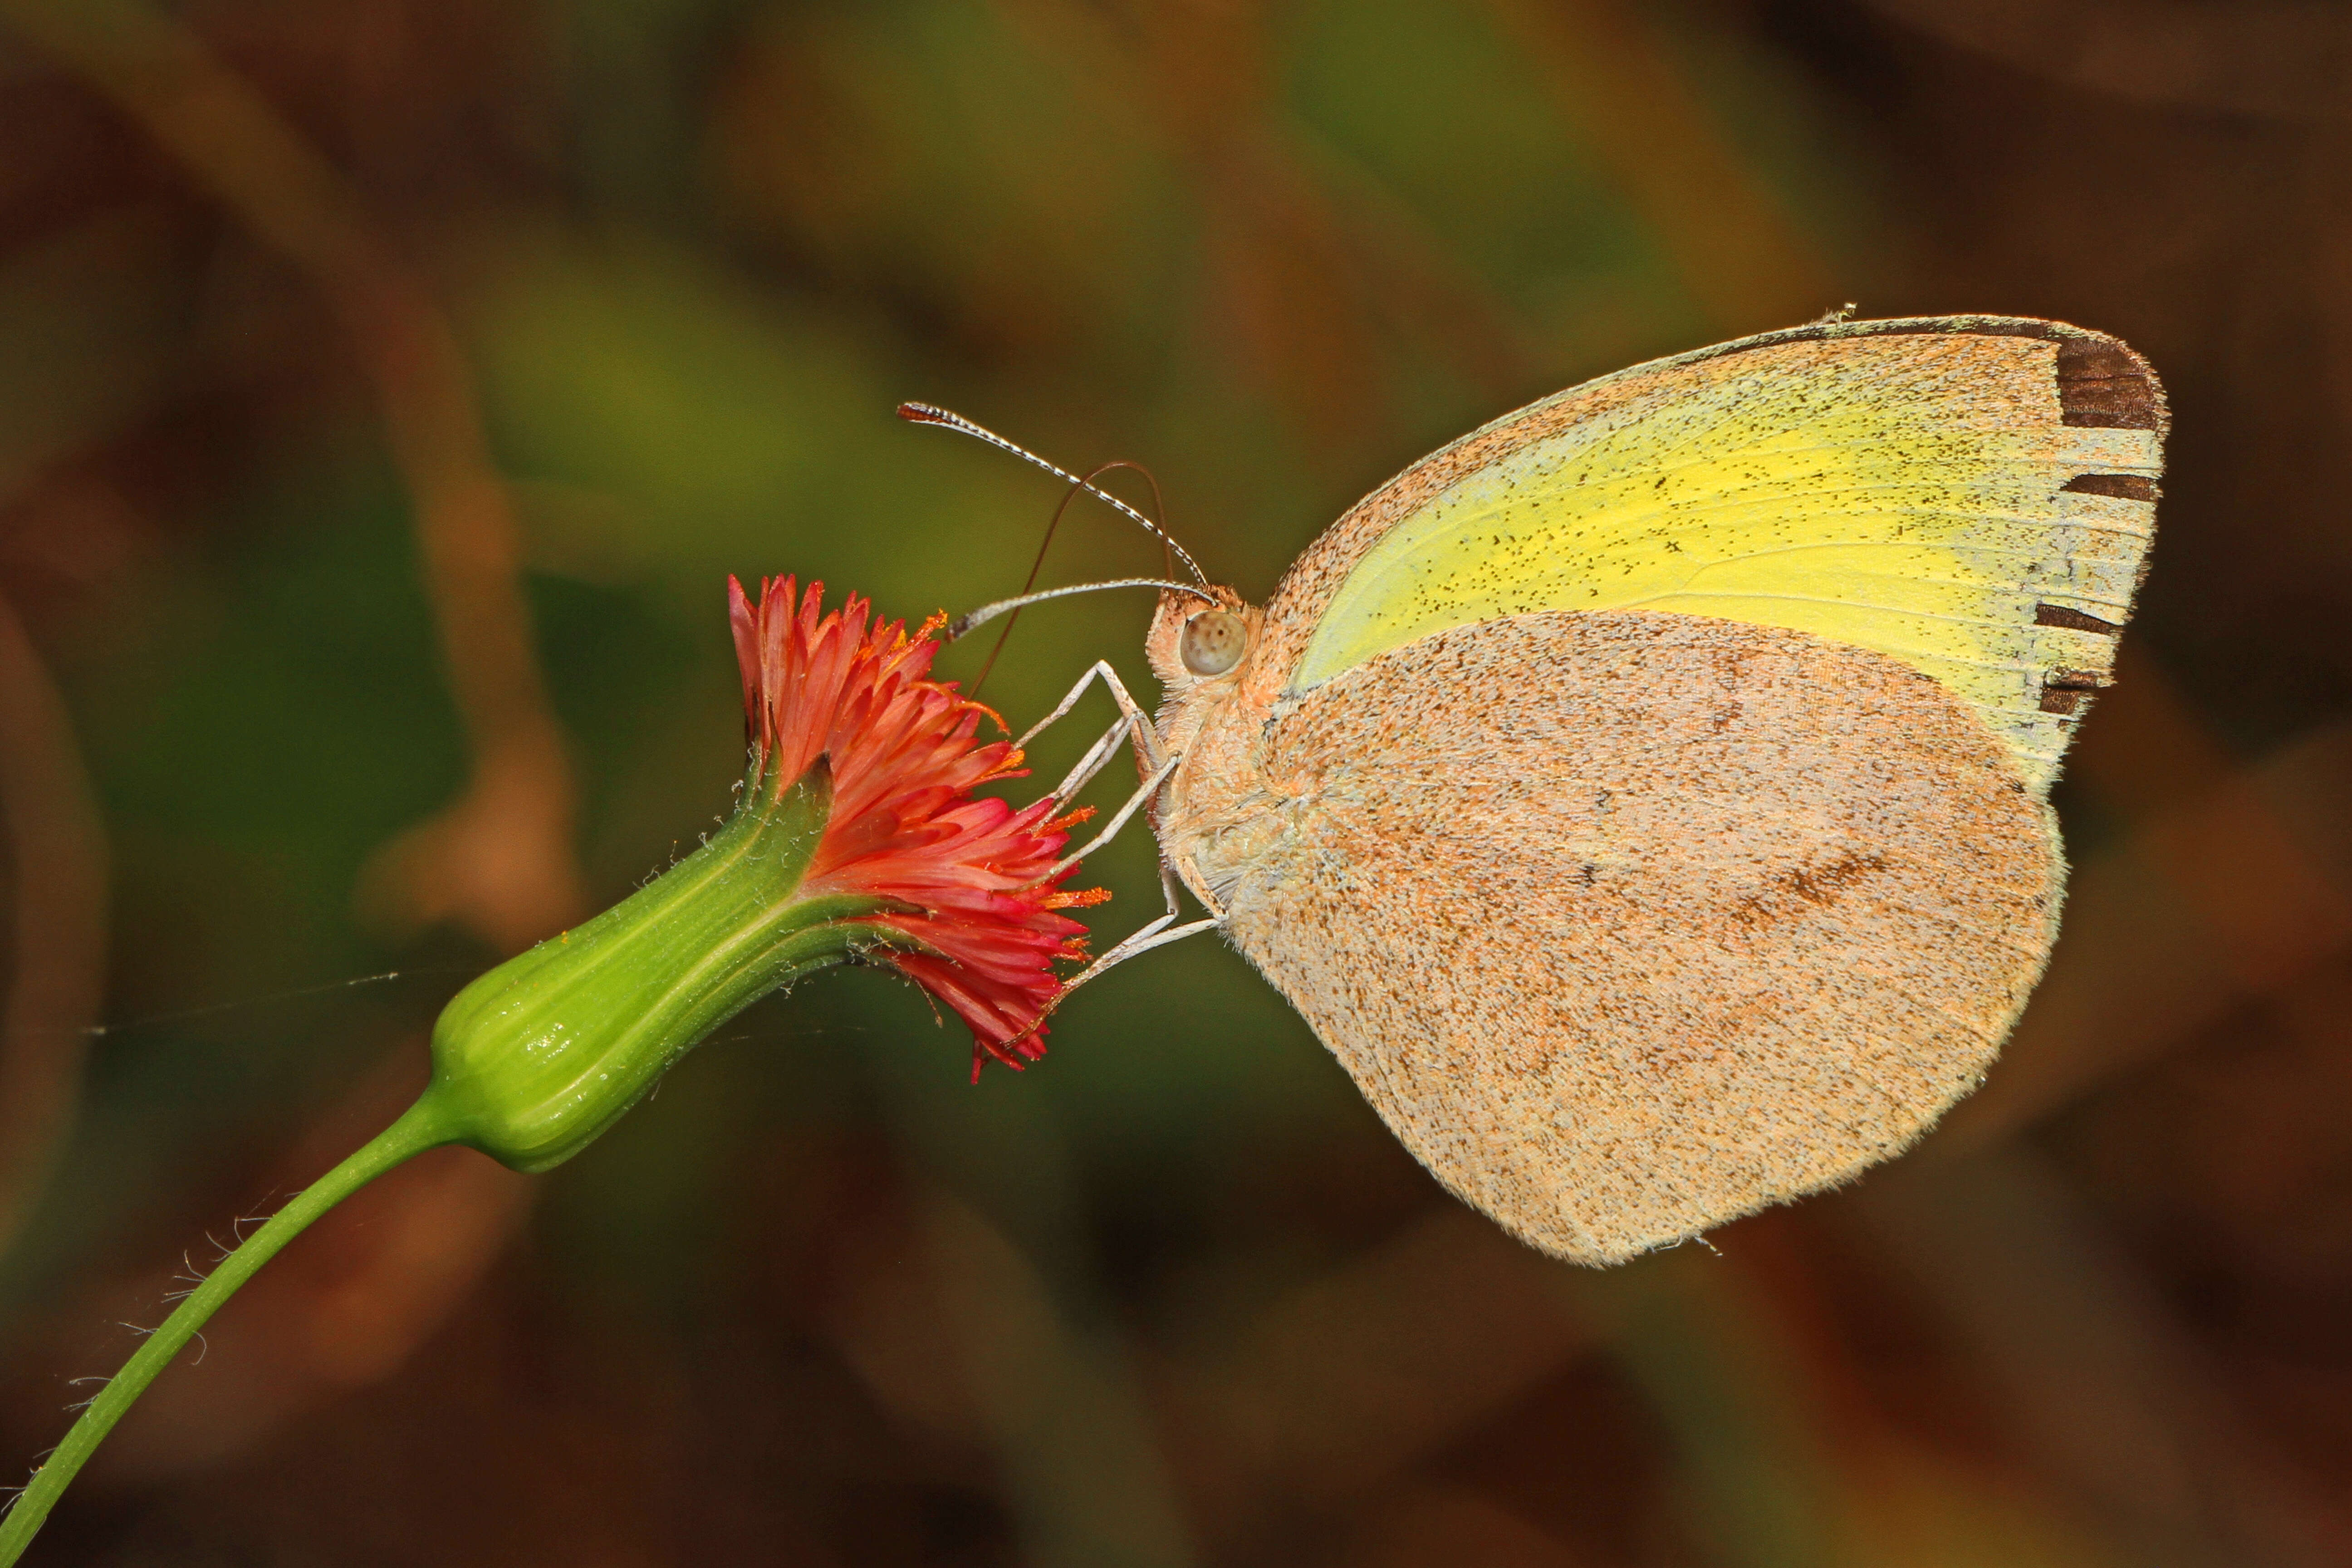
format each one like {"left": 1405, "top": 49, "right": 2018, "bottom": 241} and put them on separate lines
{"left": 1289, "top": 328, "right": 2161, "bottom": 794}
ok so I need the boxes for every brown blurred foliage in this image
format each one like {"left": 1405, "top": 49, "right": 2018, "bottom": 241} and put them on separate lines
{"left": 3, "top": 0, "right": 2352, "bottom": 1564}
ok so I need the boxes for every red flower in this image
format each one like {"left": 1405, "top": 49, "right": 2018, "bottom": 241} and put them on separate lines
{"left": 729, "top": 575, "right": 1107, "bottom": 1078}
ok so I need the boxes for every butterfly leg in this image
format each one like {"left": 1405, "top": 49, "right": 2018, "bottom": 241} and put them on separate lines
{"left": 1048, "top": 712, "right": 1139, "bottom": 804}
{"left": 1054, "top": 755, "right": 1179, "bottom": 874}
{"left": 1016, "top": 660, "right": 1168, "bottom": 771}
{"left": 1058, "top": 912, "right": 1221, "bottom": 999}
{"left": 1005, "top": 904, "right": 1223, "bottom": 1055}
{"left": 1023, "top": 658, "right": 1188, "bottom": 856}
{"left": 994, "top": 665, "right": 1223, "bottom": 1049}
{"left": 1022, "top": 663, "right": 1227, "bottom": 920}
{"left": 1158, "top": 857, "right": 1189, "bottom": 925}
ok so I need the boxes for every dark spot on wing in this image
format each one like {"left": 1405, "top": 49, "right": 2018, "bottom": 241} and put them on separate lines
{"left": 2034, "top": 603, "right": 2123, "bottom": 635}
{"left": 2039, "top": 666, "right": 2111, "bottom": 714}
{"left": 2055, "top": 336, "right": 2163, "bottom": 430}
{"left": 2061, "top": 473, "right": 2157, "bottom": 501}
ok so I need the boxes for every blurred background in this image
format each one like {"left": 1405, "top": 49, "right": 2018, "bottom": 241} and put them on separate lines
{"left": 0, "top": 0, "right": 2345, "bottom": 1563}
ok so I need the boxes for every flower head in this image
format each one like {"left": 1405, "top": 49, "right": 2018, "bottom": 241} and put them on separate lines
{"left": 730, "top": 575, "right": 1105, "bottom": 1077}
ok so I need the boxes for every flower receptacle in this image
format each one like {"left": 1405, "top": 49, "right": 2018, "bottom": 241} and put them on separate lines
{"left": 419, "top": 757, "right": 893, "bottom": 1172}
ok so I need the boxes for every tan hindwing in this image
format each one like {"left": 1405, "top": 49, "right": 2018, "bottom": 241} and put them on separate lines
{"left": 1186, "top": 609, "right": 2060, "bottom": 1264}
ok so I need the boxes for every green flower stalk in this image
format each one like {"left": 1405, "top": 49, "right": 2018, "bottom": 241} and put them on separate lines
{"left": 0, "top": 577, "right": 1106, "bottom": 1562}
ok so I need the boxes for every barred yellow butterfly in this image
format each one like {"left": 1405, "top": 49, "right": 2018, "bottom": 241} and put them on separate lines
{"left": 1138, "top": 317, "right": 2160, "bottom": 1263}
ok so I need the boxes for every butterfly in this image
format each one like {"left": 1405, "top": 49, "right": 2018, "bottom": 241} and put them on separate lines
{"left": 925, "top": 314, "right": 2163, "bottom": 1265}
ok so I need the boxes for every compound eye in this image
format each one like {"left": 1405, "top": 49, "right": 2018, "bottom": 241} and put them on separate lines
{"left": 1179, "top": 610, "right": 1248, "bottom": 676}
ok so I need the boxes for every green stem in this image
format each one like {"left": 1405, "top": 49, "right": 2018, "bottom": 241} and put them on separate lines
{"left": 0, "top": 1096, "right": 456, "bottom": 1565}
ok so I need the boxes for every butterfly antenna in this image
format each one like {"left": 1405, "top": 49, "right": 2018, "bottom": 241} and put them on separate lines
{"left": 944, "top": 579, "right": 1216, "bottom": 643}
{"left": 972, "top": 459, "right": 1176, "bottom": 697}
{"left": 897, "top": 402, "right": 1208, "bottom": 584}
{"left": 975, "top": 461, "right": 1093, "bottom": 694}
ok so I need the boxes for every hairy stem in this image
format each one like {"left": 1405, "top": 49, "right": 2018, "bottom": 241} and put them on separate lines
{"left": 0, "top": 1098, "right": 456, "bottom": 1564}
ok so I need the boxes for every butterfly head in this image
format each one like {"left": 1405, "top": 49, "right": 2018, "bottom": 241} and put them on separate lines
{"left": 1144, "top": 584, "right": 1264, "bottom": 766}
{"left": 1147, "top": 584, "right": 1256, "bottom": 689}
